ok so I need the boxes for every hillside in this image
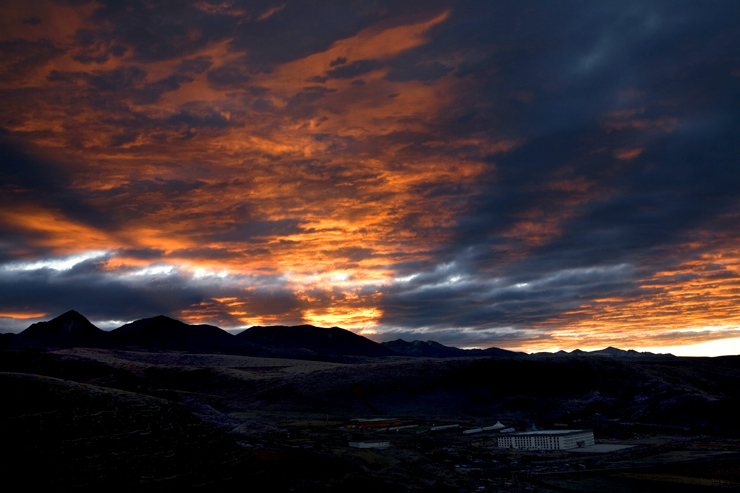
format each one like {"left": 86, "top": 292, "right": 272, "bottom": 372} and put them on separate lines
{"left": 111, "top": 315, "right": 235, "bottom": 351}
{"left": 236, "top": 324, "right": 394, "bottom": 357}
{"left": 4, "top": 343, "right": 740, "bottom": 490}
{"left": 14, "top": 310, "right": 109, "bottom": 348}
{"left": 7, "top": 311, "right": 674, "bottom": 362}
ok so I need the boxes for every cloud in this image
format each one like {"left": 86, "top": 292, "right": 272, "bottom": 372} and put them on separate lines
{"left": 0, "top": 38, "right": 65, "bottom": 82}
{"left": 1, "top": 0, "right": 739, "bottom": 353}
{"left": 324, "top": 59, "right": 384, "bottom": 79}
{"left": 206, "top": 59, "right": 253, "bottom": 88}
{"left": 208, "top": 219, "right": 309, "bottom": 243}
{"left": 177, "top": 56, "right": 213, "bottom": 74}
{"left": 48, "top": 66, "right": 194, "bottom": 104}
{"left": 385, "top": 60, "right": 452, "bottom": 82}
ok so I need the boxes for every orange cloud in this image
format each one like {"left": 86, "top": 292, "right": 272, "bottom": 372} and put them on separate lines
{"left": 613, "top": 147, "right": 644, "bottom": 160}
{"left": 0, "top": 206, "right": 112, "bottom": 253}
{"left": 0, "top": 311, "right": 47, "bottom": 319}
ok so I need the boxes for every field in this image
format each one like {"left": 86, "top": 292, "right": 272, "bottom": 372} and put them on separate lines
{"left": 3, "top": 347, "right": 740, "bottom": 491}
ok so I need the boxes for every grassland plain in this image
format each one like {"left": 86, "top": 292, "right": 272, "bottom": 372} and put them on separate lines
{"left": 3, "top": 347, "right": 740, "bottom": 491}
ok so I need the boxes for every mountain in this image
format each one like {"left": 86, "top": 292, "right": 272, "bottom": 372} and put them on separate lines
{"left": 0, "top": 332, "right": 17, "bottom": 349}
{"left": 15, "top": 310, "right": 108, "bottom": 348}
{"left": 534, "top": 346, "right": 672, "bottom": 359}
{"left": 7, "top": 311, "right": 672, "bottom": 360}
{"left": 477, "top": 346, "right": 524, "bottom": 357}
{"left": 588, "top": 346, "right": 661, "bottom": 358}
{"left": 382, "top": 339, "right": 469, "bottom": 357}
{"left": 236, "top": 325, "right": 394, "bottom": 357}
{"left": 110, "top": 315, "right": 234, "bottom": 352}
{"left": 382, "top": 339, "right": 523, "bottom": 358}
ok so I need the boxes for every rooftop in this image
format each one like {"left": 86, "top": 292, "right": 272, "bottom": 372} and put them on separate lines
{"left": 506, "top": 429, "right": 590, "bottom": 436}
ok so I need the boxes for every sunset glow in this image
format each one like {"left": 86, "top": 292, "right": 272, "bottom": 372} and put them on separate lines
{"left": 1, "top": 1, "right": 739, "bottom": 356}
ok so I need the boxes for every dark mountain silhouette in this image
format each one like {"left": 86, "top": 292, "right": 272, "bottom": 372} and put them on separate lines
{"left": 383, "top": 339, "right": 466, "bottom": 357}
{"left": 382, "top": 339, "right": 524, "bottom": 358}
{"left": 533, "top": 346, "right": 671, "bottom": 359}
{"left": 477, "top": 346, "right": 525, "bottom": 357}
{"left": 236, "top": 325, "right": 394, "bottom": 357}
{"left": 110, "top": 315, "right": 234, "bottom": 352}
{"left": 15, "top": 310, "right": 108, "bottom": 348}
{"left": 588, "top": 346, "right": 659, "bottom": 358}
{"left": 6, "top": 311, "right": 672, "bottom": 360}
{"left": 0, "top": 332, "right": 16, "bottom": 348}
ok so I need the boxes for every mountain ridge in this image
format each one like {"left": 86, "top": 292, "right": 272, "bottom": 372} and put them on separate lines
{"left": 2, "top": 310, "right": 674, "bottom": 359}
{"left": 236, "top": 324, "right": 395, "bottom": 357}
{"left": 111, "top": 315, "right": 235, "bottom": 352}
{"left": 14, "top": 310, "right": 109, "bottom": 348}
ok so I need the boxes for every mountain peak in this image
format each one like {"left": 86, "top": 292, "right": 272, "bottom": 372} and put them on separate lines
{"left": 30, "top": 310, "right": 99, "bottom": 333}
{"left": 54, "top": 309, "right": 89, "bottom": 322}
{"left": 237, "top": 325, "right": 393, "bottom": 357}
{"left": 17, "top": 310, "right": 105, "bottom": 347}
{"left": 110, "top": 315, "right": 232, "bottom": 351}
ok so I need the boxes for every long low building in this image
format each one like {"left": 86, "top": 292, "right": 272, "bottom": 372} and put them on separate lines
{"left": 498, "top": 430, "right": 594, "bottom": 450}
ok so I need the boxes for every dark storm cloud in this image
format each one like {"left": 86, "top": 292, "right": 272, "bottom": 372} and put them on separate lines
{"left": 0, "top": 138, "right": 68, "bottom": 196}
{"left": 222, "top": 1, "right": 453, "bottom": 66}
{"left": 0, "top": 38, "right": 65, "bottom": 82}
{"left": 209, "top": 219, "right": 310, "bottom": 243}
{"left": 48, "top": 67, "right": 193, "bottom": 104}
{"left": 322, "top": 247, "right": 376, "bottom": 262}
{"left": 53, "top": 0, "right": 95, "bottom": 5}
{"left": 206, "top": 59, "right": 253, "bottom": 88}
{"left": 0, "top": 267, "right": 200, "bottom": 324}
{"left": 165, "top": 247, "right": 243, "bottom": 261}
{"left": 137, "top": 74, "right": 194, "bottom": 104}
{"left": 117, "top": 248, "right": 167, "bottom": 260}
{"left": 378, "top": 260, "right": 642, "bottom": 331}
{"left": 76, "top": 178, "right": 216, "bottom": 226}
{"left": 224, "top": 1, "right": 380, "bottom": 65}
{"left": 71, "top": 29, "right": 128, "bottom": 64}
{"left": 383, "top": 0, "right": 740, "bottom": 275}
{"left": 324, "top": 59, "right": 384, "bottom": 79}
{"left": 87, "top": 0, "right": 238, "bottom": 62}
{"left": 0, "top": 138, "right": 114, "bottom": 234}
{"left": 106, "top": 178, "right": 208, "bottom": 196}
{"left": 286, "top": 86, "right": 336, "bottom": 108}
{"left": 375, "top": 0, "right": 740, "bottom": 333}
{"left": 71, "top": 46, "right": 127, "bottom": 64}
{"left": 385, "top": 60, "right": 452, "bottom": 83}
{"left": 49, "top": 66, "right": 146, "bottom": 89}
{"left": 0, "top": 263, "right": 302, "bottom": 332}
{"left": 177, "top": 56, "right": 213, "bottom": 74}
{"left": 165, "top": 110, "right": 231, "bottom": 129}
{"left": 82, "top": 0, "right": 433, "bottom": 68}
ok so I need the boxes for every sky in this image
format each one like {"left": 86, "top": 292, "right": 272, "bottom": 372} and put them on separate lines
{"left": 1, "top": 0, "right": 739, "bottom": 355}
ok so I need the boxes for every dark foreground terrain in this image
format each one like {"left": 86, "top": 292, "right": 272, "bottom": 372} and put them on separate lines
{"left": 3, "top": 344, "right": 740, "bottom": 491}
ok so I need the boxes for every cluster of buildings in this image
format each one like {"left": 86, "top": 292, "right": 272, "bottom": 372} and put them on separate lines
{"left": 347, "top": 417, "right": 596, "bottom": 451}
{"left": 496, "top": 429, "right": 595, "bottom": 450}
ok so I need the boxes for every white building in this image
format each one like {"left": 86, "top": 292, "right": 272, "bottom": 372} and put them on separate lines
{"left": 498, "top": 430, "right": 594, "bottom": 450}
{"left": 349, "top": 441, "right": 390, "bottom": 449}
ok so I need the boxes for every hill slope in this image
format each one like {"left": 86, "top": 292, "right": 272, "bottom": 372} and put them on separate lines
{"left": 237, "top": 325, "right": 394, "bottom": 357}
{"left": 16, "top": 310, "right": 108, "bottom": 348}
{"left": 110, "top": 315, "right": 234, "bottom": 351}
{"left": 382, "top": 339, "right": 524, "bottom": 358}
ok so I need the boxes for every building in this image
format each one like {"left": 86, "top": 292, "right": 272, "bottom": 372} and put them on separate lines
{"left": 347, "top": 418, "right": 401, "bottom": 428}
{"left": 498, "top": 430, "right": 594, "bottom": 450}
{"left": 349, "top": 441, "right": 390, "bottom": 449}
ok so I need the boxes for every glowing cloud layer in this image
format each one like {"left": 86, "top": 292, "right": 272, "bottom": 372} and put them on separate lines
{"left": 1, "top": 0, "right": 740, "bottom": 355}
